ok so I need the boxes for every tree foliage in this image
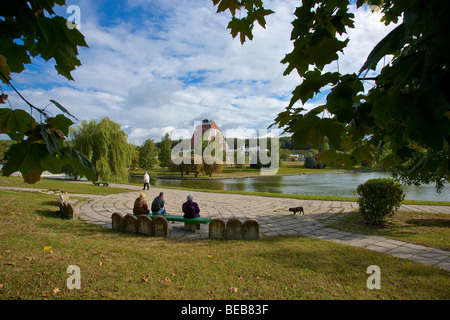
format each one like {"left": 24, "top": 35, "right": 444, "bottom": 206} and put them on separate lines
{"left": 0, "top": 0, "right": 93, "bottom": 184}
{"left": 0, "top": 0, "right": 87, "bottom": 81}
{"left": 158, "top": 133, "right": 172, "bottom": 169}
{"left": 70, "top": 117, "right": 133, "bottom": 183}
{"left": 0, "top": 108, "right": 96, "bottom": 183}
{"left": 213, "top": 0, "right": 450, "bottom": 191}
{"left": 139, "top": 138, "right": 158, "bottom": 170}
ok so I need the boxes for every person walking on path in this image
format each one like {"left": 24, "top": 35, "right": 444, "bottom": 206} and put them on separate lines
{"left": 151, "top": 192, "right": 167, "bottom": 215}
{"left": 143, "top": 172, "right": 150, "bottom": 190}
{"left": 182, "top": 195, "right": 200, "bottom": 219}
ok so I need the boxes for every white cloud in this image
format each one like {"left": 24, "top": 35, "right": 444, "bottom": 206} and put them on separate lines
{"left": 2, "top": 0, "right": 398, "bottom": 146}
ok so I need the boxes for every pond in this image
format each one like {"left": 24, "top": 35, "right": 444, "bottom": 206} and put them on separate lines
{"left": 133, "top": 172, "right": 450, "bottom": 202}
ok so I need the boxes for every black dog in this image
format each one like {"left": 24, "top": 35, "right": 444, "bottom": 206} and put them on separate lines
{"left": 289, "top": 206, "right": 304, "bottom": 215}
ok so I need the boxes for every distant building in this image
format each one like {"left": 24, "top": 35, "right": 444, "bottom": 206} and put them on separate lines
{"left": 191, "top": 119, "right": 229, "bottom": 150}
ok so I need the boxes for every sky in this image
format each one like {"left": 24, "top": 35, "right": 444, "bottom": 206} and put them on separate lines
{"left": 2, "top": 0, "right": 398, "bottom": 145}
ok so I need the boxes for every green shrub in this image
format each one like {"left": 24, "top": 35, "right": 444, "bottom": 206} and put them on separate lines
{"left": 304, "top": 154, "right": 326, "bottom": 169}
{"left": 149, "top": 173, "right": 158, "bottom": 185}
{"left": 357, "top": 178, "right": 405, "bottom": 225}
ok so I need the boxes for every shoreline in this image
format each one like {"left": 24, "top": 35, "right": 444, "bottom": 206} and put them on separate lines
{"left": 130, "top": 169, "right": 387, "bottom": 181}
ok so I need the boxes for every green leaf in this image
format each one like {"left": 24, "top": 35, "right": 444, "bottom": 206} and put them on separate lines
{"left": 60, "top": 146, "right": 97, "bottom": 182}
{"left": 0, "top": 43, "right": 32, "bottom": 74}
{"left": 326, "top": 76, "right": 363, "bottom": 123}
{"left": 289, "top": 70, "right": 340, "bottom": 107}
{"left": 0, "top": 108, "right": 38, "bottom": 141}
{"left": 49, "top": 100, "right": 78, "bottom": 121}
{"left": 36, "top": 16, "right": 88, "bottom": 81}
{"left": 46, "top": 114, "right": 74, "bottom": 137}
{"left": 0, "top": 54, "right": 12, "bottom": 82}
{"left": 216, "top": 0, "right": 241, "bottom": 16}
{"left": 2, "top": 142, "right": 63, "bottom": 184}
{"left": 40, "top": 125, "right": 61, "bottom": 155}
{"left": 291, "top": 110, "right": 345, "bottom": 149}
{"left": 2, "top": 141, "right": 97, "bottom": 184}
{"left": 227, "top": 18, "right": 253, "bottom": 44}
{"left": 359, "top": 12, "right": 416, "bottom": 74}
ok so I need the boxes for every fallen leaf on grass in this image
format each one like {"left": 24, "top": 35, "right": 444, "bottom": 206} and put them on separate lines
{"left": 229, "top": 287, "right": 238, "bottom": 293}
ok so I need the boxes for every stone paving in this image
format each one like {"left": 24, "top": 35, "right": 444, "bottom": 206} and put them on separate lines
{"left": 1, "top": 184, "right": 449, "bottom": 271}
{"left": 66, "top": 183, "right": 450, "bottom": 271}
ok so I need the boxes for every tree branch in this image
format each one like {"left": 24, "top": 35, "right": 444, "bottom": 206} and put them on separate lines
{"left": 0, "top": 71, "right": 48, "bottom": 118}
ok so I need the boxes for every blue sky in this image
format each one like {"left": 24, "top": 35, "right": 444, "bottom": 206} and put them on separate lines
{"left": 2, "top": 0, "right": 397, "bottom": 145}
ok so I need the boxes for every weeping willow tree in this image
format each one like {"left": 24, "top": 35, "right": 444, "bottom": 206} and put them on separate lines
{"left": 69, "top": 117, "right": 133, "bottom": 182}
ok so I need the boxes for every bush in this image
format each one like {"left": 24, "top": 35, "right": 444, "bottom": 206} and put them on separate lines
{"left": 149, "top": 173, "right": 158, "bottom": 185}
{"left": 304, "top": 154, "right": 326, "bottom": 169}
{"left": 357, "top": 178, "right": 405, "bottom": 225}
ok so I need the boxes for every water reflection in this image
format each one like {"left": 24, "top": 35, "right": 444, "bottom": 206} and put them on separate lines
{"left": 131, "top": 172, "right": 450, "bottom": 202}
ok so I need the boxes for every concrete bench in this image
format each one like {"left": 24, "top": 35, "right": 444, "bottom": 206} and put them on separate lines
{"left": 112, "top": 213, "right": 211, "bottom": 237}
{"left": 111, "top": 213, "right": 259, "bottom": 240}
{"left": 209, "top": 218, "right": 259, "bottom": 240}
{"left": 57, "top": 192, "right": 76, "bottom": 219}
{"left": 140, "top": 214, "right": 212, "bottom": 232}
{"left": 92, "top": 181, "right": 110, "bottom": 187}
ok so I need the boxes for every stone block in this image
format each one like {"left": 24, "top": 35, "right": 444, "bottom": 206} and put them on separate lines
{"left": 209, "top": 218, "right": 226, "bottom": 240}
{"left": 123, "top": 214, "right": 138, "bottom": 233}
{"left": 59, "top": 201, "right": 67, "bottom": 218}
{"left": 65, "top": 203, "right": 76, "bottom": 219}
{"left": 184, "top": 223, "right": 198, "bottom": 232}
{"left": 152, "top": 215, "right": 169, "bottom": 238}
{"left": 111, "top": 212, "right": 124, "bottom": 232}
{"left": 137, "top": 215, "right": 153, "bottom": 236}
{"left": 226, "top": 219, "right": 243, "bottom": 240}
{"left": 242, "top": 219, "right": 259, "bottom": 240}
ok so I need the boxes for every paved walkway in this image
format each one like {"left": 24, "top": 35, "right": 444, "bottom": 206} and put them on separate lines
{"left": 1, "top": 184, "right": 449, "bottom": 271}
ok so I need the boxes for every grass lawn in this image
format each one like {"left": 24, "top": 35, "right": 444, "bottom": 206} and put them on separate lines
{"left": 328, "top": 211, "right": 450, "bottom": 251}
{"left": 0, "top": 176, "right": 131, "bottom": 195}
{"left": 135, "top": 161, "right": 355, "bottom": 178}
{"left": 0, "top": 189, "right": 449, "bottom": 300}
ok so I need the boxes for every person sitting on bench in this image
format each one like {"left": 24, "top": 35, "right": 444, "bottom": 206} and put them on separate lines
{"left": 182, "top": 195, "right": 200, "bottom": 219}
{"left": 151, "top": 192, "right": 167, "bottom": 215}
{"left": 133, "top": 193, "right": 150, "bottom": 215}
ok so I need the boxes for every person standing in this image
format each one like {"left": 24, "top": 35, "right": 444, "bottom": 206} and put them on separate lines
{"left": 143, "top": 172, "right": 150, "bottom": 190}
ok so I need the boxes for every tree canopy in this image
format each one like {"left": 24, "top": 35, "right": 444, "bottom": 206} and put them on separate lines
{"left": 158, "top": 133, "right": 172, "bottom": 169}
{"left": 213, "top": 0, "right": 450, "bottom": 191}
{"left": 139, "top": 138, "right": 158, "bottom": 170}
{"left": 0, "top": 0, "right": 93, "bottom": 183}
{"left": 70, "top": 117, "right": 133, "bottom": 183}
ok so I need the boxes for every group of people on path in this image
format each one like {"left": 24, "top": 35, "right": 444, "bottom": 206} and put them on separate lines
{"left": 133, "top": 172, "right": 200, "bottom": 219}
